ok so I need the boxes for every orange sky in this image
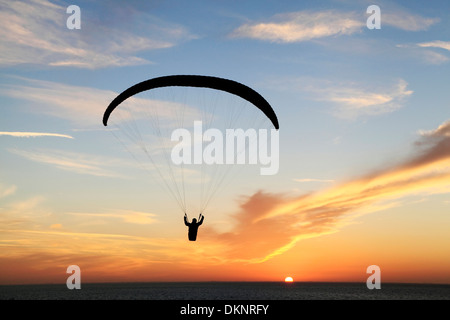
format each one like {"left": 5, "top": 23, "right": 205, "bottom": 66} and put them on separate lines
{"left": 2, "top": 0, "right": 450, "bottom": 287}
{"left": 1, "top": 121, "right": 450, "bottom": 285}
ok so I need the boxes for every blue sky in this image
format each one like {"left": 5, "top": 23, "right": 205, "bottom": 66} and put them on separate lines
{"left": 1, "top": 0, "right": 450, "bottom": 284}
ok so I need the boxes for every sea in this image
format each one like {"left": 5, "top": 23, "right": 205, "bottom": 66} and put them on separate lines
{"left": 1, "top": 281, "right": 449, "bottom": 300}
{"left": 1, "top": 282, "right": 448, "bottom": 318}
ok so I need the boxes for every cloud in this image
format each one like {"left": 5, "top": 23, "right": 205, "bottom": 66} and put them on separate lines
{"left": 202, "top": 120, "right": 450, "bottom": 263}
{"left": 230, "top": 10, "right": 363, "bottom": 43}
{"left": 418, "top": 41, "right": 450, "bottom": 52}
{"left": 69, "top": 210, "right": 158, "bottom": 225}
{"left": 0, "top": 0, "right": 194, "bottom": 68}
{"left": 418, "top": 120, "right": 450, "bottom": 138}
{"left": 396, "top": 42, "right": 450, "bottom": 65}
{"left": 8, "top": 148, "right": 129, "bottom": 178}
{"left": 293, "top": 78, "right": 413, "bottom": 119}
{"left": 420, "top": 50, "right": 450, "bottom": 65}
{"left": 230, "top": 8, "right": 438, "bottom": 43}
{"left": 416, "top": 41, "right": 450, "bottom": 64}
{"left": 0, "top": 77, "right": 116, "bottom": 127}
{"left": 382, "top": 11, "right": 439, "bottom": 31}
{"left": 328, "top": 79, "right": 413, "bottom": 119}
{"left": 0, "top": 132, "right": 73, "bottom": 139}
{"left": 0, "top": 77, "right": 201, "bottom": 129}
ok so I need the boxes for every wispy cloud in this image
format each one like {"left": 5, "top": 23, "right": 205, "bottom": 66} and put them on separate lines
{"left": 230, "top": 8, "right": 438, "bottom": 43}
{"left": 416, "top": 41, "right": 450, "bottom": 64}
{"left": 382, "top": 11, "right": 439, "bottom": 31}
{"left": 290, "top": 77, "right": 413, "bottom": 119}
{"left": 0, "top": 0, "right": 194, "bottom": 68}
{"left": 0, "top": 77, "right": 116, "bottom": 127}
{"left": 0, "top": 77, "right": 201, "bottom": 129}
{"left": 230, "top": 10, "right": 363, "bottom": 43}
{"left": 420, "top": 50, "right": 450, "bottom": 65}
{"left": 8, "top": 148, "right": 128, "bottom": 178}
{"left": 327, "top": 79, "right": 413, "bottom": 119}
{"left": 69, "top": 210, "right": 158, "bottom": 225}
{"left": 418, "top": 41, "right": 450, "bottom": 51}
{"left": 397, "top": 42, "right": 450, "bottom": 65}
{"left": 0, "top": 132, "right": 73, "bottom": 139}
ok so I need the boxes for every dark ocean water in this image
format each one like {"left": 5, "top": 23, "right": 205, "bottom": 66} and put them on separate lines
{"left": 1, "top": 282, "right": 449, "bottom": 300}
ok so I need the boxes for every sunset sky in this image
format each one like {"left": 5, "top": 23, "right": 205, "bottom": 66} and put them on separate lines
{"left": 1, "top": 0, "right": 450, "bottom": 285}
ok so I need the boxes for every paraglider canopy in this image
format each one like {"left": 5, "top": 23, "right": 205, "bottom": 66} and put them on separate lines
{"left": 103, "top": 75, "right": 279, "bottom": 130}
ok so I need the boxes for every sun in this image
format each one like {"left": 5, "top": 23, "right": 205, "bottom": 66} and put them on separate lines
{"left": 284, "top": 276, "right": 294, "bottom": 283}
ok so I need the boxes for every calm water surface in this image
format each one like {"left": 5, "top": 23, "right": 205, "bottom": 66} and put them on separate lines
{"left": 1, "top": 282, "right": 449, "bottom": 300}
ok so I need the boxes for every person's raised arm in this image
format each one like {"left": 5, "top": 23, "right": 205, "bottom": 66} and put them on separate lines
{"left": 198, "top": 213, "right": 204, "bottom": 225}
{"left": 184, "top": 213, "right": 190, "bottom": 226}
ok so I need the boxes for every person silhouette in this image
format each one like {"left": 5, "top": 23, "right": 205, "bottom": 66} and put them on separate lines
{"left": 184, "top": 213, "right": 204, "bottom": 241}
